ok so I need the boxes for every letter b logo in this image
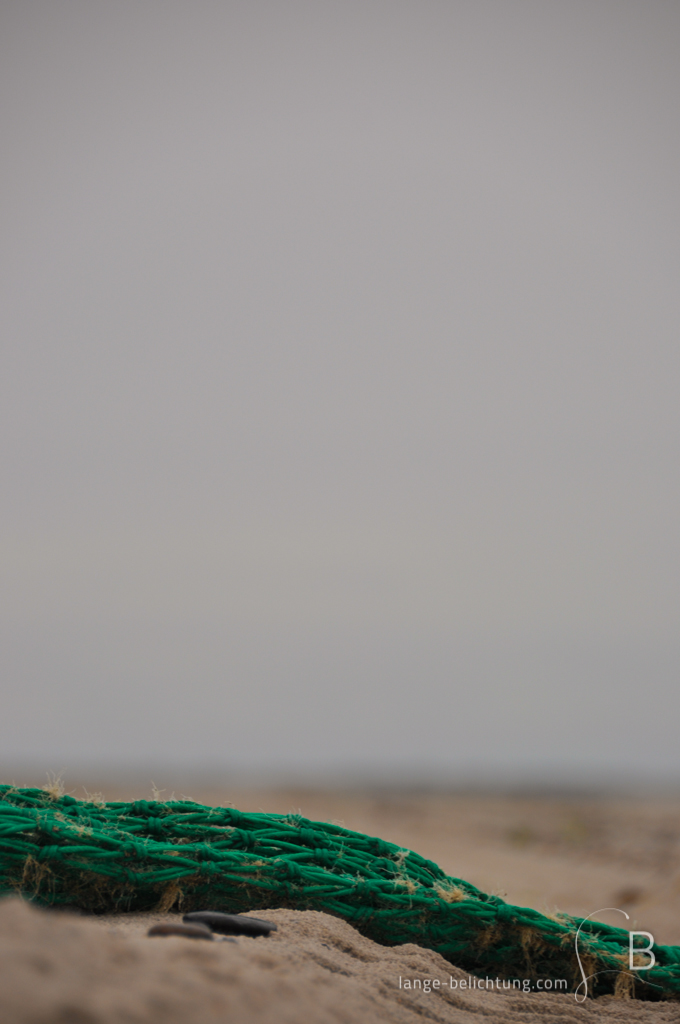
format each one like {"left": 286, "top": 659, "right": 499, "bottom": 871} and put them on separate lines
{"left": 629, "top": 932, "right": 655, "bottom": 970}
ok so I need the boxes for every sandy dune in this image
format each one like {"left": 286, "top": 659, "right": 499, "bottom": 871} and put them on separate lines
{"left": 1, "top": 898, "right": 678, "bottom": 1024}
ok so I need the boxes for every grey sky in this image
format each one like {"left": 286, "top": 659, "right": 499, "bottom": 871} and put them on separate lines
{"left": 1, "top": 1, "right": 679, "bottom": 783}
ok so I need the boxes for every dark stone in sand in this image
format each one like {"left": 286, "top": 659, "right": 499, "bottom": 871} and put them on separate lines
{"left": 183, "top": 911, "right": 277, "bottom": 936}
{"left": 148, "top": 921, "right": 214, "bottom": 940}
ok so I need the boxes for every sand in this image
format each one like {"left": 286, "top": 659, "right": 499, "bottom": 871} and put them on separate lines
{"left": 2, "top": 783, "right": 679, "bottom": 1021}
{"left": 1, "top": 897, "right": 679, "bottom": 1024}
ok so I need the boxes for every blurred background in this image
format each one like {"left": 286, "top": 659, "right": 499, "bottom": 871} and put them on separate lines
{"left": 2, "top": 0, "right": 680, "bottom": 926}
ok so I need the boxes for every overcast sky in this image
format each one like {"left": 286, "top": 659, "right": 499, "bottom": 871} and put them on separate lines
{"left": 1, "top": 1, "right": 679, "bottom": 785}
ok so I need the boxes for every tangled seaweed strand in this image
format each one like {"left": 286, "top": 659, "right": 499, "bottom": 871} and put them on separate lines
{"left": 1, "top": 786, "right": 679, "bottom": 1000}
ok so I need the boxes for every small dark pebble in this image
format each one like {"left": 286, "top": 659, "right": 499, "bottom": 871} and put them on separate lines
{"left": 183, "top": 911, "right": 277, "bottom": 937}
{"left": 148, "top": 921, "right": 214, "bottom": 940}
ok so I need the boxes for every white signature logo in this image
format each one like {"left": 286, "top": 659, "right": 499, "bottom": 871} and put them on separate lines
{"left": 574, "top": 907, "right": 655, "bottom": 1003}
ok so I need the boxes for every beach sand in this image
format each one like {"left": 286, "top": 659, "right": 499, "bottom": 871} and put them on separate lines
{"left": 1, "top": 783, "right": 678, "bottom": 1021}
{"left": 1, "top": 897, "right": 678, "bottom": 1023}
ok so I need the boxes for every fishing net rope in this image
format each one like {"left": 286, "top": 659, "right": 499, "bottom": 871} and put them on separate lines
{"left": 1, "top": 785, "right": 678, "bottom": 1001}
